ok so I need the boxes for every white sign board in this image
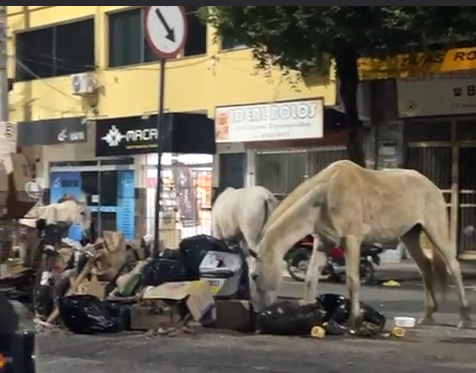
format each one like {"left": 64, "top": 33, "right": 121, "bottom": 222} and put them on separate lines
{"left": 215, "top": 99, "right": 324, "bottom": 143}
{"left": 145, "top": 6, "right": 187, "bottom": 59}
{"left": 397, "top": 71, "right": 476, "bottom": 117}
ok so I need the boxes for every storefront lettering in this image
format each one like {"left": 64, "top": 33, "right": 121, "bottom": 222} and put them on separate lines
{"left": 228, "top": 102, "right": 318, "bottom": 123}
{"left": 125, "top": 128, "right": 158, "bottom": 142}
{"left": 454, "top": 49, "right": 476, "bottom": 61}
{"left": 452, "top": 84, "right": 476, "bottom": 97}
{"left": 400, "top": 52, "right": 445, "bottom": 67}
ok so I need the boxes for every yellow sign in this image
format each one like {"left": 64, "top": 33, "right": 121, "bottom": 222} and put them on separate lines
{"left": 205, "top": 278, "right": 224, "bottom": 295}
{"left": 359, "top": 47, "right": 476, "bottom": 80}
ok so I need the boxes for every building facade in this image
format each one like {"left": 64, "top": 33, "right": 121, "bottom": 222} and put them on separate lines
{"left": 362, "top": 52, "right": 476, "bottom": 258}
{"left": 7, "top": 6, "right": 338, "bottom": 243}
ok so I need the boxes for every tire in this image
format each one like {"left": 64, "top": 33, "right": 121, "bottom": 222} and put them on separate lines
{"left": 286, "top": 248, "right": 311, "bottom": 282}
{"left": 359, "top": 260, "right": 375, "bottom": 285}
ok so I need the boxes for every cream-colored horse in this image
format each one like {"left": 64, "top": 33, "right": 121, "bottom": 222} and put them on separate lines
{"left": 252, "top": 160, "right": 472, "bottom": 329}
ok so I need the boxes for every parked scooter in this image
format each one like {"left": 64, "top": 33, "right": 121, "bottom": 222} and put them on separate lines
{"left": 285, "top": 235, "right": 385, "bottom": 285}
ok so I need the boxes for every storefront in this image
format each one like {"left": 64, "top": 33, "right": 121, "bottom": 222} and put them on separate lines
{"left": 397, "top": 71, "right": 476, "bottom": 256}
{"left": 145, "top": 153, "right": 213, "bottom": 241}
{"left": 214, "top": 98, "right": 349, "bottom": 199}
{"left": 95, "top": 113, "right": 215, "bottom": 244}
{"left": 17, "top": 116, "right": 138, "bottom": 239}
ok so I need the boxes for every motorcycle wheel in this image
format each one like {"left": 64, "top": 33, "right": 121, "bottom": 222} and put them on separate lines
{"left": 359, "top": 260, "right": 375, "bottom": 285}
{"left": 286, "top": 248, "right": 311, "bottom": 282}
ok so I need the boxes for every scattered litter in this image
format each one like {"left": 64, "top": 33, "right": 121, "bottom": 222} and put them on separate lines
{"left": 394, "top": 316, "right": 415, "bottom": 328}
{"left": 256, "top": 301, "right": 324, "bottom": 336}
{"left": 392, "top": 326, "right": 406, "bottom": 338}
{"left": 310, "top": 325, "right": 325, "bottom": 339}
{"left": 2, "top": 227, "right": 398, "bottom": 341}
{"left": 382, "top": 280, "right": 401, "bottom": 287}
{"left": 58, "top": 294, "right": 130, "bottom": 334}
{"left": 256, "top": 293, "right": 386, "bottom": 338}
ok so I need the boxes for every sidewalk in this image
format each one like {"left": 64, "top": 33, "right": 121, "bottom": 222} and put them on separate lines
{"left": 377, "top": 259, "right": 476, "bottom": 284}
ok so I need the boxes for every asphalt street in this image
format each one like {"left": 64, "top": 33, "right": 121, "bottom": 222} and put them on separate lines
{"left": 37, "top": 278, "right": 476, "bottom": 373}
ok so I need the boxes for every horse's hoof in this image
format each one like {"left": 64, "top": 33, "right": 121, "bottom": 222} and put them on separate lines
{"left": 298, "top": 299, "right": 315, "bottom": 306}
{"left": 348, "top": 315, "right": 363, "bottom": 331}
{"left": 418, "top": 317, "right": 435, "bottom": 326}
{"left": 458, "top": 319, "right": 473, "bottom": 329}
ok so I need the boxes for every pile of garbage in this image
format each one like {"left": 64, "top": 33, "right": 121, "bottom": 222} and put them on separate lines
{"left": 2, "top": 229, "right": 387, "bottom": 338}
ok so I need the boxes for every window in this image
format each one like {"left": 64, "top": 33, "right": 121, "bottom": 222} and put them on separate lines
{"left": 183, "top": 7, "right": 207, "bottom": 57}
{"left": 108, "top": 8, "right": 157, "bottom": 67}
{"left": 221, "top": 37, "right": 247, "bottom": 51}
{"left": 15, "top": 19, "right": 94, "bottom": 82}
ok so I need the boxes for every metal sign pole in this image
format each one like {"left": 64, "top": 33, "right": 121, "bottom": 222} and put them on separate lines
{"left": 153, "top": 58, "right": 166, "bottom": 258}
{"left": 144, "top": 6, "right": 187, "bottom": 258}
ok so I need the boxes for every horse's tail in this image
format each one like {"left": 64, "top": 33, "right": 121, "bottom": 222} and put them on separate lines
{"left": 262, "top": 195, "right": 278, "bottom": 233}
{"left": 431, "top": 246, "right": 449, "bottom": 299}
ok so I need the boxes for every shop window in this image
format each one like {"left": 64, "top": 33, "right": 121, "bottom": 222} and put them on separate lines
{"left": 79, "top": 171, "right": 118, "bottom": 206}
{"left": 108, "top": 8, "right": 158, "bottom": 67}
{"left": 100, "top": 171, "right": 119, "bottom": 206}
{"left": 15, "top": 19, "right": 95, "bottom": 82}
{"left": 221, "top": 36, "right": 247, "bottom": 51}
{"left": 183, "top": 7, "right": 207, "bottom": 57}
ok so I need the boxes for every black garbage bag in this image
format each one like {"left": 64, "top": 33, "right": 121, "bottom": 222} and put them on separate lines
{"left": 140, "top": 257, "right": 191, "bottom": 287}
{"left": 33, "top": 284, "right": 55, "bottom": 319}
{"left": 316, "top": 293, "right": 347, "bottom": 322}
{"left": 58, "top": 294, "right": 126, "bottom": 334}
{"left": 256, "top": 301, "right": 325, "bottom": 336}
{"left": 317, "top": 293, "right": 386, "bottom": 336}
{"left": 161, "top": 248, "right": 184, "bottom": 261}
{"left": 104, "top": 301, "right": 132, "bottom": 331}
{"left": 179, "top": 235, "right": 230, "bottom": 278}
{"left": 38, "top": 223, "right": 69, "bottom": 245}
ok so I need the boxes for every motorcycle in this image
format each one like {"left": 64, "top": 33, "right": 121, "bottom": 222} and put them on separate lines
{"left": 285, "top": 235, "right": 385, "bottom": 285}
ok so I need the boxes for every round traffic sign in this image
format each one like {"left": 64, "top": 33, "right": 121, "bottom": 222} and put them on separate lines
{"left": 145, "top": 6, "right": 188, "bottom": 59}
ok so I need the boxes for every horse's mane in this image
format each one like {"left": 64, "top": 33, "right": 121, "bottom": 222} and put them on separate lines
{"left": 57, "top": 194, "right": 79, "bottom": 203}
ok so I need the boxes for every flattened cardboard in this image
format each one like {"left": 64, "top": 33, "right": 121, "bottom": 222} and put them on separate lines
{"left": 142, "top": 280, "right": 214, "bottom": 322}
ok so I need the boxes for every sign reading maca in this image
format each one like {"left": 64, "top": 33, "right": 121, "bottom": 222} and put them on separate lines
{"left": 215, "top": 98, "right": 324, "bottom": 143}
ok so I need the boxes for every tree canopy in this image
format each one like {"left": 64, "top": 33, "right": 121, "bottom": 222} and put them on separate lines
{"left": 200, "top": 6, "right": 476, "bottom": 166}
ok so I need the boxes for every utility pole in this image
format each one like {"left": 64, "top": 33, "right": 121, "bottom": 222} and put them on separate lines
{"left": 0, "top": 6, "right": 14, "bottom": 173}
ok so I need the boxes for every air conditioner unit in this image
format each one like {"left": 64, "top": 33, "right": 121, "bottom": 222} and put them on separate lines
{"left": 70, "top": 72, "right": 97, "bottom": 95}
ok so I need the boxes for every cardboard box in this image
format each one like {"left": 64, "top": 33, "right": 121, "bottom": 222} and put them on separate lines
{"left": 0, "top": 153, "right": 37, "bottom": 219}
{"left": 74, "top": 275, "right": 108, "bottom": 300}
{"left": 215, "top": 300, "right": 255, "bottom": 332}
{"left": 142, "top": 280, "right": 215, "bottom": 323}
{"left": 130, "top": 301, "right": 174, "bottom": 331}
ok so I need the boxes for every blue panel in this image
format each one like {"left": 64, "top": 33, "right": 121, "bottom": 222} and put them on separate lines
{"left": 49, "top": 171, "right": 83, "bottom": 241}
{"left": 49, "top": 172, "right": 64, "bottom": 204}
{"left": 116, "top": 170, "right": 135, "bottom": 240}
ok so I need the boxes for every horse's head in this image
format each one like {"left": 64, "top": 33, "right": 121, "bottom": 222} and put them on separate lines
{"left": 249, "top": 246, "right": 279, "bottom": 312}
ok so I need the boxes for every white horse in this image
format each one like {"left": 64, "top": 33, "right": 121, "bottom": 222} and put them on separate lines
{"left": 211, "top": 186, "right": 278, "bottom": 260}
{"left": 16, "top": 194, "right": 92, "bottom": 265}
{"left": 252, "top": 160, "right": 472, "bottom": 329}
{"left": 20, "top": 194, "right": 92, "bottom": 231}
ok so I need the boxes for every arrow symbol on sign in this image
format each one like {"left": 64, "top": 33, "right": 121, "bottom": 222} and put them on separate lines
{"left": 155, "top": 7, "right": 175, "bottom": 42}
